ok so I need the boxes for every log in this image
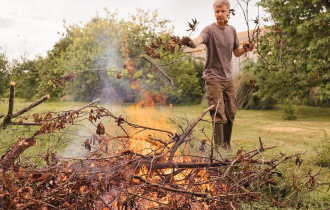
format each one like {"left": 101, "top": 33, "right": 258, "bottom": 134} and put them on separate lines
{"left": 0, "top": 137, "right": 36, "bottom": 170}
{"left": 11, "top": 94, "right": 50, "bottom": 118}
{"left": 168, "top": 105, "right": 215, "bottom": 161}
{"left": 1, "top": 82, "right": 16, "bottom": 128}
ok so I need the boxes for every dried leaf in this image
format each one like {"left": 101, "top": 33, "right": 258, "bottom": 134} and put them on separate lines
{"left": 96, "top": 123, "right": 105, "bottom": 135}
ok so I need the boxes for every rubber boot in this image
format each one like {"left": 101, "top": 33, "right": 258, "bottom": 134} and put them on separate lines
{"left": 223, "top": 121, "right": 233, "bottom": 150}
{"left": 214, "top": 123, "right": 224, "bottom": 148}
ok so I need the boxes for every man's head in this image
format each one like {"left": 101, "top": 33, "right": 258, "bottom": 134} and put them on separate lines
{"left": 213, "top": 0, "right": 230, "bottom": 27}
{"left": 213, "top": 0, "right": 230, "bottom": 9}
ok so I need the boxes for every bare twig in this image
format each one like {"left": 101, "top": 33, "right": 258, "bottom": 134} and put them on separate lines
{"left": 168, "top": 105, "right": 215, "bottom": 161}
{"left": 141, "top": 55, "right": 175, "bottom": 86}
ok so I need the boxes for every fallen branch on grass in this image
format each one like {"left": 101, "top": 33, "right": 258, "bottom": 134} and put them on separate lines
{"left": 0, "top": 99, "right": 100, "bottom": 171}
{"left": 1, "top": 82, "right": 51, "bottom": 128}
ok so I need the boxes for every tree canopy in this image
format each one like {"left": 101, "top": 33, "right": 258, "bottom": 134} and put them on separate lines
{"left": 11, "top": 10, "right": 204, "bottom": 104}
{"left": 0, "top": 50, "right": 9, "bottom": 98}
{"left": 243, "top": 0, "right": 329, "bottom": 107}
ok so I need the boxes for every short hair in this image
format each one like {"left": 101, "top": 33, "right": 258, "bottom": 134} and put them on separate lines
{"left": 213, "top": 0, "right": 230, "bottom": 9}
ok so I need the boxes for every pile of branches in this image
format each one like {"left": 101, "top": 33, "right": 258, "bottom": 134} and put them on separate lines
{"left": 0, "top": 101, "right": 316, "bottom": 209}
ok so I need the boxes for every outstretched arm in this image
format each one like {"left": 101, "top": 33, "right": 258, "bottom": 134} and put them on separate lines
{"left": 187, "top": 36, "right": 204, "bottom": 48}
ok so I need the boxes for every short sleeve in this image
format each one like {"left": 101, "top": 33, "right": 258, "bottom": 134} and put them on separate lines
{"left": 233, "top": 27, "right": 239, "bottom": 50}
{"left": 199, "top": 26, "right": 210, "bottom": 45}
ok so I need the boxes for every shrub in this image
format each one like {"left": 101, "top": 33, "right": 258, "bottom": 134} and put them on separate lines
{"left": 235, "top": 72, "right": 275, "bottom": 110}
{"left": 282, "top": 102, "right": 297, "bottom": 120}
{"left": 315, "top": 133, "right": 330, "bottom": 168}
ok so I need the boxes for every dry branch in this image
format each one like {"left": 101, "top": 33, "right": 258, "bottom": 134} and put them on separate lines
{"left": 11, "top": 94, "right": 50, "bottom": 118}
{"left": 168, "top": 105, "right": 215, "bottom": 161}
{"left": 0, "top": 99, "right": 100, "bottom": 170}
{"left": 141, "top": 55, "right": 175, "bottom": 86}
{"left": 148, "top": 159, "right": 273, "bottom": 170}
{"left": 133, "top": 175, "right": 208, "bottom": 198}
{"left": 1, "top": 82, "right": 16, "bottom": 128}
{"left": 0, "top": 101, "right": 321, "bottom": 209}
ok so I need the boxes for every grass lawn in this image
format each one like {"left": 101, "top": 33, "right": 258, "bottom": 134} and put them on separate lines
{"left": 0, "top": 98, "right": 329, "bottom": 207}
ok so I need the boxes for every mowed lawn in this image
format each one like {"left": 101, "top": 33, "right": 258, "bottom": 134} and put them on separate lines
{"left": 0, "top": 98, "right": 329, "bottom": 162}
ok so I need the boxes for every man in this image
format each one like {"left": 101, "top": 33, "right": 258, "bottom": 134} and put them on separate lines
{"left": 187, "top": 0, "right": 254, "bottom": 149}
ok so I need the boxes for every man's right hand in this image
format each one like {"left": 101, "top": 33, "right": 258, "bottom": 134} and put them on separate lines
{"left": 183, "top": 36, "right": 197, "bottom": 48}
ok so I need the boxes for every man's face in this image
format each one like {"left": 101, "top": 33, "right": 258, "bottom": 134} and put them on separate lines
{"left": 214, "top": 5, "right": 230, "bottom": 26}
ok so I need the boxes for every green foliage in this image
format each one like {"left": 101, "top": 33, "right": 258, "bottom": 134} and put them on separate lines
{"left": 244, "top": 0, "right": 329, "bottom": 107}
{"left": 33, "top": 9, "right": 203, "bottom": 104}
{"left": 0, "top": 49, "right": 9, "bottom": 98}
{"left": 10, "top": 58, "right": 40, "bottom": 100}
{"left": 235, "top": 70, "right": 275, "bottom": 110}
{"left": 250, "top": 167, "right": 327, "bottom": 209}
{"left": 282, "top": 102, "right": 297, "bottom": 120}
{"left": 315, "top": 133, "right": 330, "bottom": 168}
{"left": 157, "top": 47, "right": 204, "bottom": 104}
{"left": 2, "top": 10, "right": 204, "bottom": 104}
{"left": 36, "top": 35, "right": 74, "bottom": 99}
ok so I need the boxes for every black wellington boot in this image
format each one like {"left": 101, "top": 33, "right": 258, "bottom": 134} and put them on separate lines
{"left": 223, "top": 121, "right": 233, "bottom": 150}
{"left": 214, "top": 123, "right": 224, "bottom": 148}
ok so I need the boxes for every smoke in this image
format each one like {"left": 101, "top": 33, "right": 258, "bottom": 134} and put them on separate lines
{"left": 80, "top": 31, "right": 129, "bottom": 105}
{"left": 94, "top": 40, "right": 126, "bottom": 104}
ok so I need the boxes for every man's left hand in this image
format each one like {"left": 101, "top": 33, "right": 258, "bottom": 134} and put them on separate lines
{"left": 243, "top": 42, "right": 254, "bottom": 51}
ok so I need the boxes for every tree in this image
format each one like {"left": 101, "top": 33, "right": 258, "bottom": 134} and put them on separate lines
{"left": 42, "top": 10, "right": 204, "bottom": 104}
{"left": 244, "top": 0, "right": 329, "bottom": 107}
{"left": 0, "top": 50, "right": 10, "bottom": 98}
{"left": 10, "top": 58, "right": 40, "bottom": 99}
{"left": 36, "top": 29, "right": 75, "bottom": 99}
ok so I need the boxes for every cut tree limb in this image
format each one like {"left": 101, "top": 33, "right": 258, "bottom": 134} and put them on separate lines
{"left": 11, "top": 94, "right": 50, "bottom": 118}
{"left": 1, "top": 82, "right": 16, "bottom": 128}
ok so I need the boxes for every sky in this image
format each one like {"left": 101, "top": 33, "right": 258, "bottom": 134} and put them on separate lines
{"left": 0, "top": 0, "right": 267, "bottom": 61}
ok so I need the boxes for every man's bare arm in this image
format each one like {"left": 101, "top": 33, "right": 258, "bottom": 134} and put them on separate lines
{"left": 233, "top": 42, "right": 254, "bottom": 57}
{"left": 187, "top": 36, "right": 204, "bottom": 48}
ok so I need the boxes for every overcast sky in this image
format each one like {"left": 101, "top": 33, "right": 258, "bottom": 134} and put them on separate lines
{"left": 0, "top": 0, "right": 266, "bottom": 61}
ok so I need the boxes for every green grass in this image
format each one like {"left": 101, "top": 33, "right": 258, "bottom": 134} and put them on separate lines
{"left": 0, "top": 98, "right": 329, "bottom": 208}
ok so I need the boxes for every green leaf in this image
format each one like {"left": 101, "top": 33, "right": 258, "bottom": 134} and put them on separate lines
{"left": 133, "top": 70, "right": 143, "bottom": 79}
{"left": 147, "top": 73, "right": 154, "bottom": 78}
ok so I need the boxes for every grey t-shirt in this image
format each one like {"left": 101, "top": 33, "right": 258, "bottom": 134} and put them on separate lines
{"left": 200, "top": 23, "right": 239, "bottom": 81}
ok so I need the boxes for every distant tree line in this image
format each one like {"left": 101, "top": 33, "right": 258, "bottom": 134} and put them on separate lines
{"left": 0, "top": 10, "right": 204, "bottom": 105}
